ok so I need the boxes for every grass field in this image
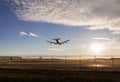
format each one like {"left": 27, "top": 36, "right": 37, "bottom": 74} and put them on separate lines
{"left": 0, "top": 59, "right": 120, "bottom": 82}
{"left": 0, "top": 69, "right": 119, "bottom": 82}
{"left": 0, "top": 59, "right": 120, "bottom": 71}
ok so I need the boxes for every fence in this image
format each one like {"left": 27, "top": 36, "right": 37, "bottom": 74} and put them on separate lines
{"left": 0, "top": 54, "right": 120, "bottom": 71}
{"left": 20, "top": 54, "right": 120, "bottom": 71}
{"left": 34, "top": 54, "right": 120, "bottom": 65}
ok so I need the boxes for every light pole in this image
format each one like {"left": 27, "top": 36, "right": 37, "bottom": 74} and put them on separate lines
{"left": 65, "top": 55, "right": 67, "bottom": 64}
{"left": 111, "top": 53, "right": 114, "bottom": 69}
{"left": 94, "top": 52, "right": 97, "bottom": 71}
{"left": 79, "top": 55, "right": 81, "bottom": 71}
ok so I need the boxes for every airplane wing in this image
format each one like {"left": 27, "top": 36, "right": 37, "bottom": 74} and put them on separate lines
{"left": 47, "top": 41, "right": 56, "bottom": 44}
{"left": 61, "top": 40, "right": 70, "bottom": 44}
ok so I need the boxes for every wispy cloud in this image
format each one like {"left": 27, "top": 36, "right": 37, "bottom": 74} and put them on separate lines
{"left": 103, "top": 38, "right": 120, "bottom": 54}
{"left": 92, "top": 37, "right": 111, "bottom": 41}
{"left": 81, "top": 44, "right": 87, "bottom": 48}
{"left": 6, "top": 0, "right": 120, "bottom": 32}
{"left": 29, "top": 32, "right": 39, "bottom": 38}
{"left": 20, "top": 31, "right": 27, "bottom": 36}
{"left": 112, "top": 31, "right": 120, "bottom": 34}
{"left": 19, "top": 31, "right": 40, "bottom": 38}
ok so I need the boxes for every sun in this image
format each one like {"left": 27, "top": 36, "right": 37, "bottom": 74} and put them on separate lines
{"left": 89, "top": 43, "right": 104, "bottom": 54}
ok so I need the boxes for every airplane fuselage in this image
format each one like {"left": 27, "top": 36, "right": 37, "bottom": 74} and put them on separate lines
{"left": 47, "top": 38, "right": 69, "bottom": 45}
{"left": 55, "top": 39, "right": 62, "bottom": 45}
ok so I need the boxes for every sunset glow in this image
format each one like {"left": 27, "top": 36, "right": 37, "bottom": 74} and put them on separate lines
{"left": 90, "top": 43, "right": 104, "bottom": 54}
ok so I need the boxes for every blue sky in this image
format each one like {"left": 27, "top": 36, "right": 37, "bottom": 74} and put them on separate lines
{"left": 0, "top": 0, "right": 120, "bottom": 57}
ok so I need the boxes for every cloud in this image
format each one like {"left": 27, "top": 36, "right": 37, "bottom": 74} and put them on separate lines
{"left": 6, "top": 0, "right": 120, "bottom": 31}
{"left": 92, "top": 37, "right": 111, "bottom": 41}
{"left": 19, "top": 31, "right": 40, "bottom": 38}
{"left": 112, "top": 31, "right": 120, "bottom": 34}
{"left": 20, "top": 31, "right": 27, "bottom": 36}
{"left": 103, "top": 38, "right": 120, "bottom": 54}
{"left": 29, "top": 32, "right": 39, "bottom": 38}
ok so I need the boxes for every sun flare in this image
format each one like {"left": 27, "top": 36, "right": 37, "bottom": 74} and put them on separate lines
{"left": 89, "top": 43, "right": 104, "bottom": 54}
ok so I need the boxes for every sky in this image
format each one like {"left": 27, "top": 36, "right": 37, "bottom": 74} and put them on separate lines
{"left": 0, "top": 0, "right": 120, "bottom": 58}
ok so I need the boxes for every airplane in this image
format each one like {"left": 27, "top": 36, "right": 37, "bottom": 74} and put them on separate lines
{"left": 47, "top": 37, "right": 70, "bottom": 45}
